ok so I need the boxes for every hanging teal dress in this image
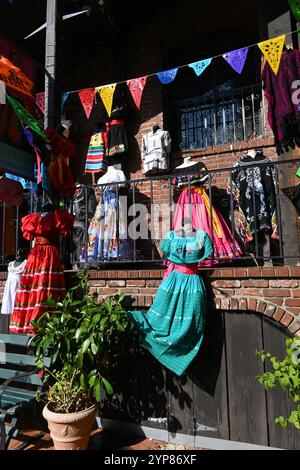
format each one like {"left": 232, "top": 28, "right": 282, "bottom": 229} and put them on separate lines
{"left": 128, "top": 230, "right": 213, "bottom": 376}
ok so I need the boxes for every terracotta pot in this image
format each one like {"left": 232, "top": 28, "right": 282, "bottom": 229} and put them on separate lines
{"left": 43, "top": 403, "right": 98, "bottom": 450}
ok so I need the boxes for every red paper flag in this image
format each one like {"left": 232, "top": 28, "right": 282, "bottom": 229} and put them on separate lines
{"left": 78, "top": 88, "right": 95, "bottom": 119}
{"left": 36, "top": 92, "right": 45, "bottom": 114}
{"left": 126, "top": 76, "right": 147, "bottom": 110}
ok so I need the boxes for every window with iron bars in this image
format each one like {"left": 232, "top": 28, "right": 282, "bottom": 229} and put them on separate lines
{"left": 174, "top": 83, "right": 267, "bottom": 151}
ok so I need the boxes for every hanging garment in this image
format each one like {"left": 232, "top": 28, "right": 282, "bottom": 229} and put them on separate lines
{"left": 45, "top": 128, "right": 77, "bottom": 199}
{"left": 87, "top": 188, "right": 131, "bottom": 261}
{"left": 85, "top": 131, "right": 107, "bottom": 174}
{"left": 141, "top": 128, "right": 171, "bottom": 174}
{"left": 127, "top": 230, "right": 213, "bottom": 376}
{"left": 9, "top": 210, "right": 74, "bottom": 334}
{"left": 103, "top": 104, "right": 128, "bottom": 158}
{"left": 262, "top": 48, "right": 300, "bottom": 155}
{"left": 71, "top": 187, "right": 97, "bottom": 263}
{"left": 229, "top": 153, "right": 278, "bottom": 243}
{"left": 86, "top": 167, "right": 131, "bottom": 261}
{"left": 173, "top": 175, "right": 242, "bottom": 266}
{"left": 1, "top": 259, "right": 27, "bottom": 315}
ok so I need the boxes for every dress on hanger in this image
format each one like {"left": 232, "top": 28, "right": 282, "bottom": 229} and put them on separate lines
{"left": 87, "top": 167, "right": 132, "bottom": 261}
{"left": 262, "top": 48, "right": 300, "bottom": 155}
{"left": 141, "top": 127, "right": 171, "bottom": 174}
{"left": 228, "top": 152, "right": 278, "bottom": 242}
{"left": 85, "top": 131, "right": 108, "bottom": 174}
{"left": 104, "top": 104, "right": 128, "bottom": 158}
{"left": 173, "top": 169, "right": 242, "bottom": 267}
{"left": 9, "top": 210, "right": 74, "bottom": 334}
{"left": 1, "top": 259, "right": 27, "bottom": 315}
{"left": 72, "top": 186, "right": 97, "bottom": 263}
{"left": 127, "top": 230, "right": 213, "bottom": 376}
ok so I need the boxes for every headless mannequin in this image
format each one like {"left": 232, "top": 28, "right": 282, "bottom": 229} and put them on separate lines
{"left": 152, "top": 124, "right": 160, "bottom": 133}
{"left": 14, "top": 248, "right": 27, "bottom": 268}
{"left": 38, "top": 202, "right": 54, "bottom": 217}
{"left": 175, "top": 219, "right": 196, "bottom": 238}
{"left": 247, "top": 149, "right": 257, "bottom": 158}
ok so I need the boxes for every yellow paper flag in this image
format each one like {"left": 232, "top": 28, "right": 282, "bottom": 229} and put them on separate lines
{"left": 96, "top": 84, "right": 116, "bottom": 117}
{"left": 258, "top": 34, "right": 286, "bottom": 75}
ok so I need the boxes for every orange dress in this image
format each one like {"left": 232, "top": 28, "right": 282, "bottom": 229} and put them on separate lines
{"left": 9, "top": 210, "right": 74, "bottom": 334}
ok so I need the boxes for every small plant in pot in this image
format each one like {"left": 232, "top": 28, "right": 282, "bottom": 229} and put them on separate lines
{"left": 30, "top": 270, "right": 134, "bottom": 450}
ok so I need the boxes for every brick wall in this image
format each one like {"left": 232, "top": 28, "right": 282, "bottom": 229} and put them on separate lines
{"left": 1, "top": 266, "right": 299, "bottom": 336}
{"left": 0, "top": 264, "right": 295, "bottom": 339}
{"left": 63, "top": 266, "right": 300, "bottom": 338}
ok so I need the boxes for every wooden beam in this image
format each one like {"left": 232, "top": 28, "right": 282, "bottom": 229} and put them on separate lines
{"left": 44, "top": 0, "right": 62, "bottom": 129}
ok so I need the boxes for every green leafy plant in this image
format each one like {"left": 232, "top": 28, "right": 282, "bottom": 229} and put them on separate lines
{"left": 256, "top": 338, "right": 300, "bottom": 430}
{"left": 30, "top": 270, "right": 135, "bottom": 413}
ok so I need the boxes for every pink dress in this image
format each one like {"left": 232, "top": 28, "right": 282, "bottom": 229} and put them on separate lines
{"left": 173, "top": 185, "right": 242, "bottom": 267}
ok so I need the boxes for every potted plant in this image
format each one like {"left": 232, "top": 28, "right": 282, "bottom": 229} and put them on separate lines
{"left": 30, "top": 270, "right": 134, "bottom": 450}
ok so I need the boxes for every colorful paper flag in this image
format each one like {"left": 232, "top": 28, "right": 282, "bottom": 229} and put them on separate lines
{"left": 78, "top": 88, "right": 95, "bottom": 119}
{"left": 258, "top": 34, "right": 286, "bottom": 75}
{"left": 96, "top": 84, "right": 117, "bottom": 117}
{"left": 61, "top": 91, "right": 69, "bottom": 113}
{"left": 7, "top": 94, "right": 46, "bottom": 140}
{"left": 157, "top": 68, "right": 178, "bottom": 84}
{"left": 223, "top": 47, "right": 249, "bottom": 74}
{"left": 126, "top": 76, "right": 147, "bottom": 109}
{"left": 0, "top": 55, "right": 33, "bottom": 97}
{"left": 289, "top": 0, "right": 300, "bottom": 21}
{"left": 188, "top": 59, "right": 212, "bottom": 77}
{"left": 35, "top": 92, "right": 45, "bottom": 114}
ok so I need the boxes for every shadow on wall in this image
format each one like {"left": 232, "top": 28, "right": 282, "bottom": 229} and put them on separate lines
{"left": 186, "top": 307, "right": 224, "bottom": 397}
{"left": 100, "top": 305, "right": 225, "bottom": 430}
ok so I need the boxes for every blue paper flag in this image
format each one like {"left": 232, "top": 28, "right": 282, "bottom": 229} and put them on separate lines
{"left": 188, "top": 58, "right": 212, "bottom": 77}
{"left": 156, "top": 68, "right": 178, "bottom": 84}
{"left": 61, "top": 91, "right": 70, "bottom": 112}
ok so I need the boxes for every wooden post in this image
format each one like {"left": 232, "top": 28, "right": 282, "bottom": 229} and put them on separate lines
{"left": 44, "top": 0, "right": 62, "bottom": 129}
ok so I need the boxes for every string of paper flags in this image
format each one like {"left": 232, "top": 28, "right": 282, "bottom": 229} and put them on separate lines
{"left": 26, "top": 28, "right": 300, "bottom": 120}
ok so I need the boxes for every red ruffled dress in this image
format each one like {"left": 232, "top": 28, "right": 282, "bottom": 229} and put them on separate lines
{"left": 9, "top": 210, "right": 74, "bottom": 334}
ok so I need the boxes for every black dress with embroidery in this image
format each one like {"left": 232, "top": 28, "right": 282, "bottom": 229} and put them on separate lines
{"left": 105, "top": 104, "right": 129, "bottom": 158}
{"left": 229, "top": 153, "right": 278, "bottom": 242}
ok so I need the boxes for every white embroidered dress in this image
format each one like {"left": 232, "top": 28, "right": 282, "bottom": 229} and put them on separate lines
{"left": 1, "top": 259, "right": 27, "bottom": 315}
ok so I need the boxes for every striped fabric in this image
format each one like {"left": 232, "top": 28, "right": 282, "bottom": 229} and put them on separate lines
{"left": 85, "top": 131, "right": 107, "bottom": 174}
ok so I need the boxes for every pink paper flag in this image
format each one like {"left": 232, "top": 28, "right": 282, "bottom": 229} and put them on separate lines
{"left": 78, "top": 88, "right": 95, "bottom": 119}
{"left": 126, "top": 76, "right": 147, "bottom": 110}
{"left": 36, "top": 92, "right": 45, "bottom": 115}
{"left": 223, "top": 47, "right": 249, "bottom": 74}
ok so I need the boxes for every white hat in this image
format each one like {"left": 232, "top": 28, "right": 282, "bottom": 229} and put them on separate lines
{"left": 175, "top": 157, "right": 199, "bottom": 169}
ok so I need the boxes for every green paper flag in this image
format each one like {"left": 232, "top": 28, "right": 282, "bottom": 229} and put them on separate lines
{"left": 7, "top": 95, "right": 47, "bottom": 140}
{"left": 289, "top": 0, "right": 300, "bottom": 21}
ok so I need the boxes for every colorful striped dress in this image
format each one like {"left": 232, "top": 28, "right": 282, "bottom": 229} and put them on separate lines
{"left": 9, "top": 210, "right": 74, "bottom": 334}
{"left": 128, "top": 230, "right": 213, "bottom": 376}
{"left": 85, "top": 131, "right": 107, "bottom": 174}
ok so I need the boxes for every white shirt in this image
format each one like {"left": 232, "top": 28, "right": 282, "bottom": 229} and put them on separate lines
{"left": 141, "top": 128, "right": 171, "bottom": 173}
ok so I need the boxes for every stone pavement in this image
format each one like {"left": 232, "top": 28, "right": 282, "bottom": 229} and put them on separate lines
{"left": 8, "top": 428, "right": 203, "bottom": 451}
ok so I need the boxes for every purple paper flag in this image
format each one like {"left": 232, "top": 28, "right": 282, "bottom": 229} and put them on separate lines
{"left": 223, "top": 47, "right": 249, "bottom": 74}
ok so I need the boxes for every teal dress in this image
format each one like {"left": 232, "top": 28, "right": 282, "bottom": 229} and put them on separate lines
{"left": 128, "top": 230, "right": 213, "bottom": 376}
